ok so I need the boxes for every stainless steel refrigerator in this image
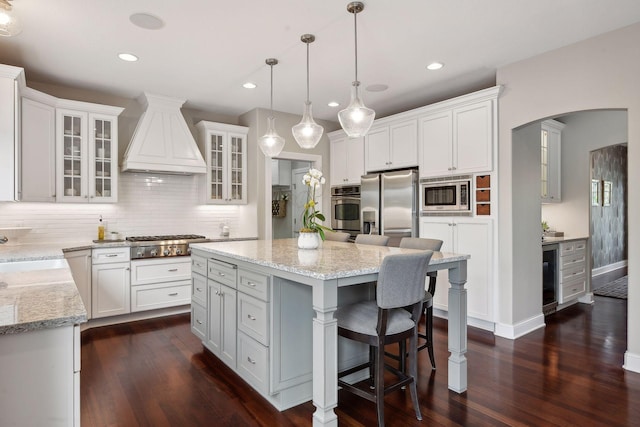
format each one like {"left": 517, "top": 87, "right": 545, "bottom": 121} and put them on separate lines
{"left": 360, "top": 169, "right": 418, "bottom": 247}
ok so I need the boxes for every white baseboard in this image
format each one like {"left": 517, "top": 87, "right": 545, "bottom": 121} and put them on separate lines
{"left": 592, "top": 260, "right": 628, "bottom": 277}
{"left": 623, "top": 351, "right": 640, "bottom": 373}
{"left": 82, "top": 305, "right": 190, "bottom": 331}
{"left": 494, "top": 313, "right": 545, "bottom": 340}
{"left": 433, "top": 308, "right": 495, "bottom": 332}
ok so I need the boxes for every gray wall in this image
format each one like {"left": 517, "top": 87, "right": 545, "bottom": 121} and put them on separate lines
{"left": 591, "top": 144, "right": 628, "bottom": 269}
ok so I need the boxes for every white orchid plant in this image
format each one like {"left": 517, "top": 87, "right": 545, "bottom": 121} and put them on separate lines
{"left": 301, "top": 168, "right": 332, "bottom": 240}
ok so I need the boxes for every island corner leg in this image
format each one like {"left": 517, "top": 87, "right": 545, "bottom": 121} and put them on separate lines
{"left": 447, "top": 260, "right": 468, "bottom": 393}
{"left": 312, "top": 280, "right": 339, "bottom": 427}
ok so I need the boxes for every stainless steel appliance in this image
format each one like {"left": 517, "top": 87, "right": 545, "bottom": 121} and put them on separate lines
{"left": 360, "top": 169, "right": 418, "bottom": 247}
{"left": 420, "top": 175, "right": 471, "bottom": 214}
{"left": 126, "top": 234, "right": 210, "bottom": 259}
{"left": 330, "top": 185, "right": 361, "bottom": 240}
{"left": 542, "top": 244, "right": 559, "bottom": 315}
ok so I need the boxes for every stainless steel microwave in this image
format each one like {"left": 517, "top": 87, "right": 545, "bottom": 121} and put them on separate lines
{"left": 420, "top": 176, "right": 471, "bottom": 213}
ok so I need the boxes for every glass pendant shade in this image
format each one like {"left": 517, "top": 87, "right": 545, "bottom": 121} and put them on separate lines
{"left": 258, "top": 116, "right": 285, "bottom": 157}
{"left": 293, "top": 101, "right": 323, "bottom": 149}
{"left": 0, "top": 1, "right": 22, "bottom": 37}
{"left": 338, "top": 81, "right": 375, "bottom": 138}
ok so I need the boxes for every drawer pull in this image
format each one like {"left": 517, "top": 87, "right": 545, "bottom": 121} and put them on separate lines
{"left": 218, "top": 272, "right": 225, "bottom": 277}
{"left": 168, "top": 268, "right": 178, "bottom": 272}
{"left": 168, "top": 292, "right": 179, "bottom": 296}
{"left": 196, "top": 319, "right": 203, "bottom": 325}
{"left": 247, "top": 281, "right": 256, "bottom": 287}
{"left": 247, "top": 357, "right": 256, "bottom": 365}
{"left": 247, "top": 314, "right": 256, "bottom": 321}
{"left": 196, "top": 287, "right": 202, "bottom": 292}
{"left": 105, "top": 254, "right": 118, "bottom": 257}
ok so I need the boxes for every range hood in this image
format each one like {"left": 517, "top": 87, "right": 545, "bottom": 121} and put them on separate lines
{"left": 121, "top": 93, "right": 206, "bottom": 174}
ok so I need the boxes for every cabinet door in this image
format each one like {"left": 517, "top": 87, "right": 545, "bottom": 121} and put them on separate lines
{"left": 227, "top": 132, "right": 247, "bottom": 203}
{"left": 56, "top": 109, "right": 88, "bottom": 202}
{"left": 419, "top": 218, "right": 454, "bottom": 309}
{"left": 64, "top": 249, "right": 92, "bottom": 319}
{"left": 206, "top": 132, "right": 225, "bottom": 202}
{"left": 91, "top": 262, "right": 130, "bottom": 318}
{"left": 345, "top": 136, "right": 365, "bottom": 184}
{"left": 365, "top": 126, "right": 390, "bottom": 172}
{"left": 89, "top": 114, "right": 118, "bottom": 203}
{"left": 388, "top": 119, "right": 418, "bottom": 170}
{"left": 455, "top": 220, "right": 492, "bottom": 321}
{"left": 419, "top": 110, "right": 452, "bottom": 177}
{"left": 207, "top": 280, "right": 237, "bottom": 369}
{"left": 453, "top": 100, "right": 493, "bottom": 174}
{"left": 330, "top": 137, "right": 348, "bottom": 186}
{"left": 21, "top": 97, "right": 56, "bottom": 202}
{"left": 541, "top": 121, "right": 562, "bottom": 202}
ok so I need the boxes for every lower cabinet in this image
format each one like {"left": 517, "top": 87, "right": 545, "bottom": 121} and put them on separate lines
{"left": 207, "top": 279, "right": 237, "bottom": 369}
{"left": 130, "top": 257, "right": 191, "bottom": 312}
{"left": 558, "top": 239, "right": 588, "bottom": 303}
{"left": 91, "top": 247, "right": 131, "bottom": 318}
{"left": 64, "top": 249, "right": 92, "bottom": 319}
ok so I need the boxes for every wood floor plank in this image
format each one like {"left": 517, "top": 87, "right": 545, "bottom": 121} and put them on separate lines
{"left": 81, "top": 296, "right": 640, "bottom": 426}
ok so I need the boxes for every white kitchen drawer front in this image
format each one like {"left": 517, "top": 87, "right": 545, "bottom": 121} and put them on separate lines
{"left": 560, "top": 277, "right": 587, "bottom": 302}
{"left": 191, "top": 301, "right": 206, "bottom": 340}
{"left": 92, "top": 247, "right": 130, "bottom": 264}
{"left": 192, "top": 272, "right": 207, "bottom": 307}
{"left": 237, "top": 331, "right": 269, "bottom": 395}
{"left": 130, "top": 257, "right": 192, "bottom": 286}
{"left": 208, "top": 259, "right": 237, "bottom": 288}
{"left": 192, "top": 254, "right": 207, "bottom": 277}
{"left": 560, "top": 251, "right": 586, "bottom": 270}
{"left": 131, "top": 280, "right": 191, "bottom": 312}
{"left": 238, "top": 268, "right": 270, "bottom": 302}
{"left": 559, "top": 240, "right": 586, "bottom": 256}
{"left": 238, "top": 292, "right": 269, "bottom": 346}
{"left": 560, "top": 263, "right": 586, "bottom": 282}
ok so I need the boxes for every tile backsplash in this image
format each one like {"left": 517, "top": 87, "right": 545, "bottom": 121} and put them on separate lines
{"left": 0, "top": 173, "right": 255, "bottom": 244}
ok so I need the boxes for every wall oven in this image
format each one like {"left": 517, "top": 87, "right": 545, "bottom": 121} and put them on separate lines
{"left": 330, "top": 185, "right": 360, "bottom": 240}
{"left": 420, "top": 175, "right": 471, "bottom": 214}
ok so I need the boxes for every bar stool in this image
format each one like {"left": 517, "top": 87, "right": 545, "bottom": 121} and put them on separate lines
{"left": 324, "top": 231, "right": 351, "bottom": 242}
{"left": 355, "top": 234, "right": 389, "bottom": 246}
{"left": 335, "top": 251, "right": 433, "bottom": 427}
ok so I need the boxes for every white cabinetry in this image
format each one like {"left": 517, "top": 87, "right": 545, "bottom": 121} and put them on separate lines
{"left": 0, "top": 64, "right": 22, "bottom": 202}
{"left": 55, "top": 100, "right": 123, "bottom": 203}
{"left": 420, "top": 217, "right": 494, "bottom": 324}
{"left": 272, "top": 159, "right": 292, "bottom": 187}
{"left": 196, "top": 121, "right": 248, "bottom": 204}
{"left": 0, "top": 325, "right": 81, "bottom": 427}
{"left": 558, "top": 239, "right": 588, "bottom": 303}
{"left": 20, "top": 92, "right": 56, "bottom": 202}
{"left": 130, "top": 257, "right": 192, "bottom": 312}
{"left": 191, "top": 254, "right": 208, "bottom": 340}
{"left": 328, "top": 131, "right": 364, "bottom": 186}
{"left": 541, "top": 119, "right": 564, "bottom": 203}
{"left": 91, "top": 247, "right": 131, "bottom": 318}
{"left": 64, "top": 249, "right": 93, "bottom": 319}
{"left": 365, "top": 119, "right": 417, "bottom": 172}
{"left": 206, "top": 258, "right": 238, "bottom": 368}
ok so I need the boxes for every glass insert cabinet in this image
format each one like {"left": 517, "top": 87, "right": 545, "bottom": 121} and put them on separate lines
{"left": 56, "top": 105, "right": 122, "bottom": 203}
{"left": 196, "top": 121, "right": 248, "bottom": 204}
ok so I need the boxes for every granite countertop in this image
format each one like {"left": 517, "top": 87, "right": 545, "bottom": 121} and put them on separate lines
{"left": 191, "top": 238, "right": 469, "bottom": 280}
{"left": 541, "top": 236, "right": 589, "bottom": 246}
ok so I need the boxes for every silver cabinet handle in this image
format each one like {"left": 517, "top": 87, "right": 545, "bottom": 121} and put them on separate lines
{"left": 247, "top": 281, "right": 256, "bottom": 287}
{"left": 196, "top": 319, "right": 203, "bottom": 325}
{"left": 247, "top": 314, "right": 256, "bottom": 321}
{"left": 247, "top": 357, "right": 256, "bottom": 365}
{"left": 168, "top": 268, "right": 178, "bottom": 272}
{"left": 106, "top": 254, "right": 118, "bottom": 257}
{"left": 168, "top": 292, "right": 178, "bottom": 296}
{"left": 125, "top": 267, "right": 130, "bottom": 271}
{"left": 218, "top": 272, "right": 225, "bottom": 277}
{"left": 196, "top": 287, "right": 202, "bottom": 292}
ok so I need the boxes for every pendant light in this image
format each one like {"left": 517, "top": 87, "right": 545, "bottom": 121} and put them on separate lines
{"left": 338, "top": 1, "right": 375, "bottom": 138}
{"left": 258, "top": 58, "right": 286, "bottom": 157}
{"left": 0, "top": 0, "right": 22, "bottom": 37}
{"left": 292, "top": 34, "right": 324, "bottom": 149}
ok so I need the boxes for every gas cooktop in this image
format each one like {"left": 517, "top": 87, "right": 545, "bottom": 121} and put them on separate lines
{"left": 126, "top": 234, "right": 209, "bottom": 259}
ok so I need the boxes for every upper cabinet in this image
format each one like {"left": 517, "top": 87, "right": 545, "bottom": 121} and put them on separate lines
{"left": 419, "top": 96, "right": 496, "bottom": 178}
{"left": 328, "top": 131, "right": 364, "bottom": 187}
{"left": 541, "top": 119, "right": 564, "bottom": 203}
{"left": 364, "top": 118, "right": 418, "bottom": 172}
{"left": 55, "top": 100, "right": 123, "bottom": 203}
{"left": 0, "top": 65, "right": 24, "bottom": 202}
{"left": 272, "top": 159, "right": 292, "bottom": 187}
{"left": 196, "top": 121, "right": 248, "bottom": 204}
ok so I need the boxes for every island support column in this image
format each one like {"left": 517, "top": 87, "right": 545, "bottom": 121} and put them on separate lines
{"left": 312, "top": 279, "right": 339, "bottom": 427}
{"left": 447, "top": 260, "right": 468, "bottom": 393}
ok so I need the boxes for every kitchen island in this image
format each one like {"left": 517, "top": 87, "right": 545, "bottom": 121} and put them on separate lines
{"left": 190, "top": 238, "right": 470, "bottom": 427}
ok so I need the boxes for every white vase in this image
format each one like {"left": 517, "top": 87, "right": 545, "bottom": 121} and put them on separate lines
{"left": 298, "top": 231, "right": 319, "bottom": 249}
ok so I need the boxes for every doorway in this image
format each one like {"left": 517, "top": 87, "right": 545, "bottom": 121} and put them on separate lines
{"left": 271, "top": 160, "right": 312, "bottom": 239}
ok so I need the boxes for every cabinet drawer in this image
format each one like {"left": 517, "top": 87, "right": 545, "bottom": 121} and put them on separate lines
{"left": 192, "top": 254, "right": 207, "bottom": 277}
{"left": 191, "top": 301, "right": 206, "bottom": 340}
{"left": 559, "top": 251, "right": 586, "bottom": 270}
{"left": 131, "top": 281, "right": 191, "bottom": 312}
{"left": 238, "top": 292, "right": 269, "bottom": 346}
{"left": 131, "top": 258, "right": 192, "bottom": 286}
{"left": 192, "top": 272, "right": 207, "bottom": 307}
{"left": 238, "top": 268, "right": 270, "bottom": 301}
{"left": 92, "top": 247, "right": 130, "bottom": 264}
{"left": 560, "top": 277, "right": 586, "bottom": 302}
{"left": 560, "top": 264, "right": 586, "bottom": 282}
{"left": 559, "top": 240, "right": 587, "bottom": 256}
{"left": 208, "top": 259, "right": 237, "bottom": 288}
{"left": 237, "top": 332, "right": 269, "bottom": 395}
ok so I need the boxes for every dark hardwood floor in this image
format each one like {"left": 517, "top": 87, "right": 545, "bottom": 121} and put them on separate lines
{"left": 81, "top": 296, "right": 639, "bottom": 426}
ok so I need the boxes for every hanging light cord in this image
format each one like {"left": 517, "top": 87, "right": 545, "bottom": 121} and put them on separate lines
{"left": 269, "top": 63, "right": 274, "bottom": 117}
{"left": 353, "top": 7, "right": 359, "bottom": 82}
{"left": 305, "top": 42, "right": 310, "bottom": 103}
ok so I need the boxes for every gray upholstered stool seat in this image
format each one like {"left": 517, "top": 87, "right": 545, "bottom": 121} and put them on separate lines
{"left": 354, "top": 234, "right": 390, "bottom": 246}
{"left": 336, "top": 301, "right": 412, "bottom": 335}
{"left": 324, "top": 231, "right": 351, "bottom": 242}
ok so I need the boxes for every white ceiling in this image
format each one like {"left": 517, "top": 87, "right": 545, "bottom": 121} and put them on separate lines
{"left": 2, "top": 0, "right": 640, "bottom": 122}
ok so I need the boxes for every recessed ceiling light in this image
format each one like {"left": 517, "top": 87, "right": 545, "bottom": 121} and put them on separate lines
{"left": 366, "top": 84, "right": 388, "bottom": 92}
{"left": 118, "top": 53, "right": 139, "bottom": 62}
{"left": 427, "top": 62, "right": 444, "bottom": 71}
{"left": 328, "top": 101, "right": 340, "bottom": 108}
{"left": 243, "top": 82, "right": 257, "bottom": 89}
{"left": 129, "top": 13, "right": 164, "bottom": 30}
